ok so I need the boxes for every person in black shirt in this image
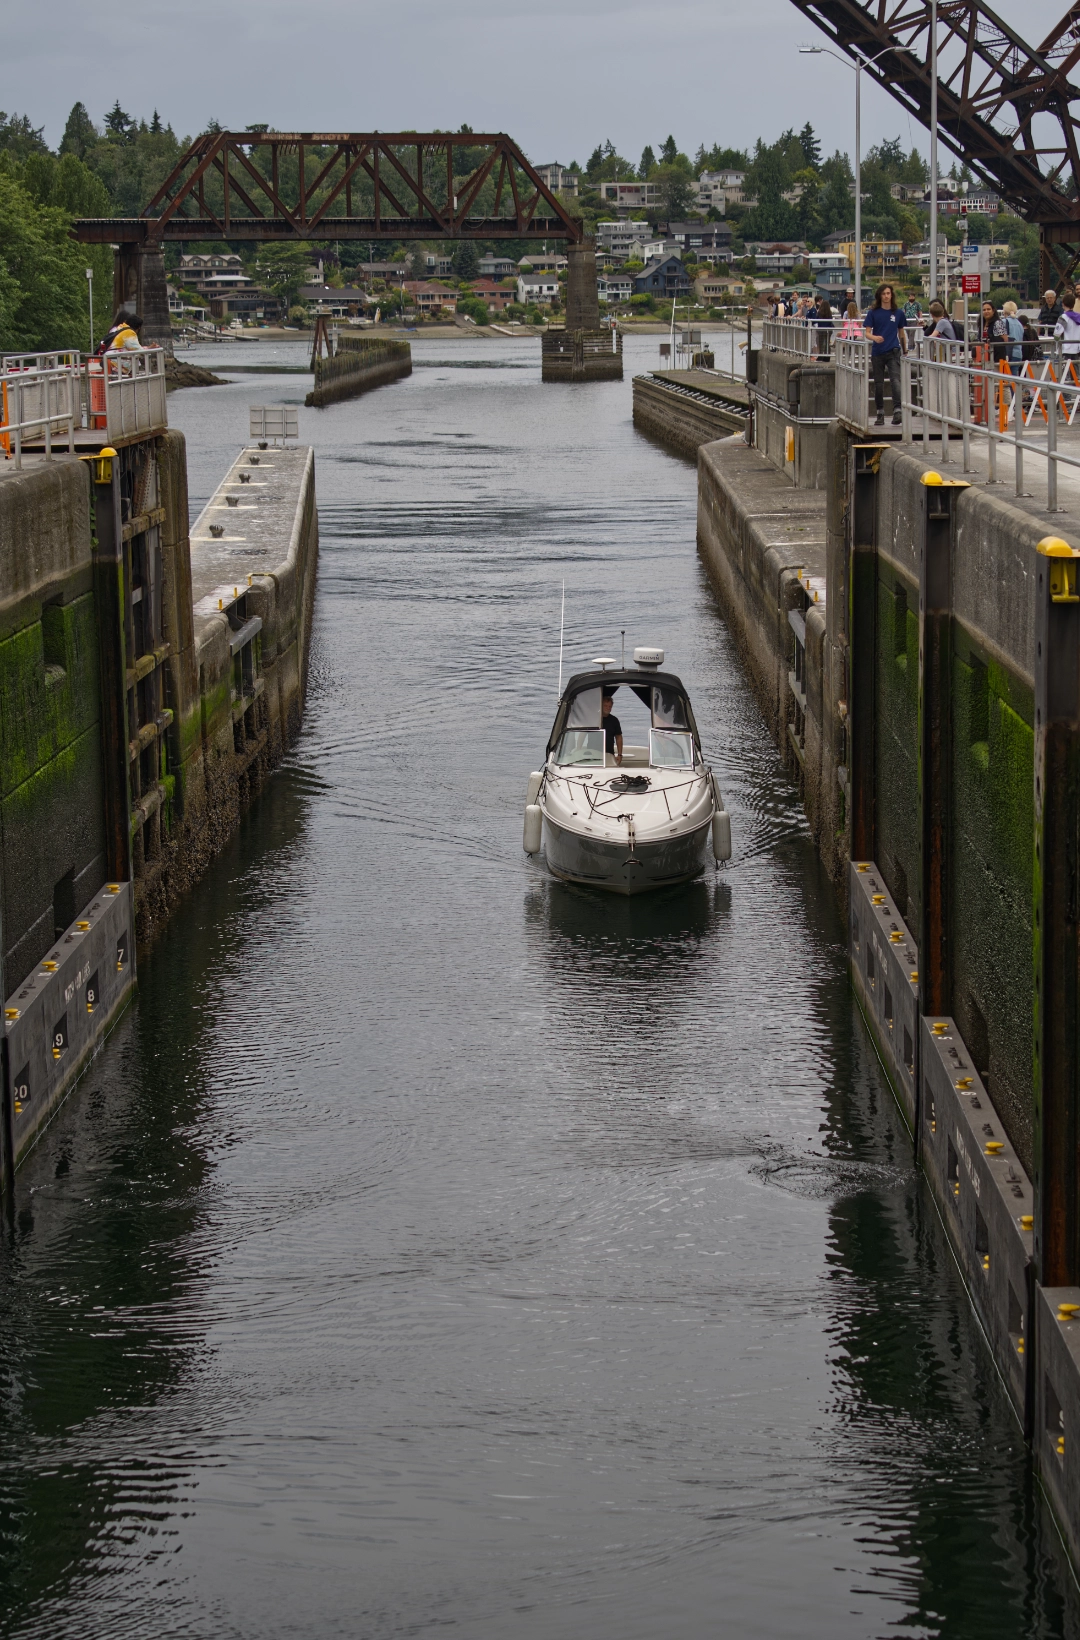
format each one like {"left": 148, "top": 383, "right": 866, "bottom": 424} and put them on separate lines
{"left": 602, "top": 692, "right": 623, "bottom": 765}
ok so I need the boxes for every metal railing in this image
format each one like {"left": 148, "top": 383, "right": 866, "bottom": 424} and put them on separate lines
{"left": 1, "top": 347, "right": 168, "bottom": 469}
{"left": 900, "top": 349, "right": 1080, "bottom": 511}
{"left": 0, "top": 352, "right": 82, "bottom": 466}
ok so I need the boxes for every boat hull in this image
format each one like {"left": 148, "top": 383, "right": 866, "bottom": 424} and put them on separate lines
{"left": 542, "top": 813, "right": 711, "bottom": 895}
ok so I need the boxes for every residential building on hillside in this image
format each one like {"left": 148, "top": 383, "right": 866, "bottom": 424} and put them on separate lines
{"left": 517, "top": 272, "right": 560, "bottom": 305}
{"left": 354, "top": 262, "right": 411, "bottom": 281}
{"left": 695, "top": 274, "right": 747, "bottom": 301}
{"left": 696, "top": 170, "right": 749, "bottom": 210}
{"left": 425, "top": 253, "right": 454, "bottom": 277}
{"left": 209, "top": 291, "right": 283, "bottom": 322}
{"left": 597, "top": 273, "right": 634, "bottom": 303}
{"left": 664, "top": 221, "right": 732, "bottom": 263}
{"left": 534, "top": 163, "right": 579, "bottom": 196}
{"left": 835, "top": 235, "right": 904, "bottom": 275}
{"left": 633, "top": 255, "right": 690, "bottom": 298}
{"left": 517, "top": 253, "right": 567, "bottom": 274}
{"left": 299, "top": 283, "right": 369, "bottom": 316}
{"left": 807, "top": 252, "right": 851, "bottom": 291}
{"left": 178, "top": 253, "right": 254, "bottom": 297}
{"left": 597, "top": 220, "right": 649, "bottom": 261}
{"left": 596, "top": 180, "right": 664, "bottom": 213}
{"left": 467, "top": 278, "right": 516, "bottom": 312}
{"left": 402, "top": 281, "right": 458, "bottom": 314}
{"left": 478, "top": 255, "right": 516, "bottom": 278}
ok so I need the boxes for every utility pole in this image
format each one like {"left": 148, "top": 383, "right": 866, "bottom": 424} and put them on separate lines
{"left": 929, "top": 0, "right": 939, "bottom": 303}
{"left": 86, "top": 267, "right": 94, "bottom": 352}
{"left": 855, "top": 57, "right": 862, "bottom": 310}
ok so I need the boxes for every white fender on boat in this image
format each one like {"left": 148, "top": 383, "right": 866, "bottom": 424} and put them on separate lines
{"left": 523, "top": 804, "right": 543, "bottom": 854}
{"left": 712, "top": 809, "right": 732, "bottom": 862}
{"left": 526, "top": 770, "right": 544, "bottom": 806}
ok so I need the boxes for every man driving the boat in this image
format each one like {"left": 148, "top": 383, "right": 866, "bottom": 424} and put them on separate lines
{"left": 601, "top": 692, "right": 623, "bottom": 766}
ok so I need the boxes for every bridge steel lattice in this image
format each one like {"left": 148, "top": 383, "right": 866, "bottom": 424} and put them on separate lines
{"left": 72, "top": 131, "right": 583, "bottom": 247}
{"left": 788, "top": 0, "right": 1080, "bottom": 285}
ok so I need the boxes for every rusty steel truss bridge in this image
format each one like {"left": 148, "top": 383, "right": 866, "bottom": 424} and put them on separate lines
{"left": 73, "top": 131, "right": 582, "bottom": 247}
{"left": 787, "top": 0, "right": 1080, "bottom": 283}
{"left": 71, "top": 6, "right": 1080, "bottom": 284}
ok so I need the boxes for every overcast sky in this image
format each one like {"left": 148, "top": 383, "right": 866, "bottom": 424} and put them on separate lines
{"left": 2, "top": 0, "right": 1068, "bottom": 168}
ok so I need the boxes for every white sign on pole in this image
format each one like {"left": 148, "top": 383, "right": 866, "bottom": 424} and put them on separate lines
{"left": 961, "top": 243, "right": 990, "bottom": 294}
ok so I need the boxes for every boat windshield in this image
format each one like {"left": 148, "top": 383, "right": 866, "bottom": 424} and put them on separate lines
{"left": 554, "top": 729, "right": 604, "bottom": 766}
{"left": 650, "top": 729, "right": 696, "bottom": 768}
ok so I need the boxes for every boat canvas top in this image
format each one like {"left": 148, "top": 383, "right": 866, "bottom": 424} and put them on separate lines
{"left": 546, "top": 666, "right": 703, "bottom": 758}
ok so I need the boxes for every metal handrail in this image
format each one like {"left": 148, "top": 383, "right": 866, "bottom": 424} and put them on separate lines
{"left": 1, "top": 346, "right": 168, "bottom": 469}
{"left": 901, "top": 350, "right": 1080, "bottom": 510}
{"left": 0, "top": 352, "right": 82, "bottom": 468}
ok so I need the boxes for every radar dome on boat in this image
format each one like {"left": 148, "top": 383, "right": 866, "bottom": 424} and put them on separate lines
{"left": 592, "top": 657, "right": 618, "bottom": 670}
{"left": 633, "top": 646, "right": 664, "bottom": 669}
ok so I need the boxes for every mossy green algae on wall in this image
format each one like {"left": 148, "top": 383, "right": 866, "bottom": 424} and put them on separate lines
{"left": 873, "top": 559, "right": 919, "bottom": 930}
{"left": 950, "top": 633, "right": 1034, "bottom": 1170}
{"left": 0, "top": 461, "right": 106, "bottom": 995}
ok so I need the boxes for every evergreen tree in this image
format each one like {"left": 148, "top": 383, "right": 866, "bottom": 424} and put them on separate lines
{"left": 639, "top": 145, "right": 655, "bottom": 179}
{"left": 660, "top": 134, "right": 678, "bottom": 165}
{"left": 797, "top": 123, "right": 821, "bottom": 171}
{"left": 586, "top": 145, "right": 604, "bottom": 177}
{"left": 454, "top": 241, "right": 479, "bottom": 280}
{"left": 150, "top": 109, "right": 162, "bottom": 134}
{"left": 104, "top": 101, "right": 135, "bottom": 142}
{"left": 60, "top": 102, "right": 98, "bottom": 161}
{"left": 0, "top": 112, "right": 48, "bottom": 160}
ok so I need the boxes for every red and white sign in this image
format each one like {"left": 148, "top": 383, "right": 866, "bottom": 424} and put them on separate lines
{"left": 962, "top": 274, "right": 982, "bottom": 293}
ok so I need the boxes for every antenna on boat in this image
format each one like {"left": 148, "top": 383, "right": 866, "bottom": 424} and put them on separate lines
{"left": 557, "top": 580, "right": 565, "bottom": 698}
{"left": 621, "top": 629, "right": 625, "bottom": 667}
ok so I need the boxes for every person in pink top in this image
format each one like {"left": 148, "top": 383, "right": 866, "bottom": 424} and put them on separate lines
{"left": 839, "top": 301, "right": 864, "bottom": 340}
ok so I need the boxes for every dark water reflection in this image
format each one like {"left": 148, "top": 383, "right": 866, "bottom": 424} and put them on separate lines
{"left": 0, "top": 336, "right": 1075, "bottom": 1637}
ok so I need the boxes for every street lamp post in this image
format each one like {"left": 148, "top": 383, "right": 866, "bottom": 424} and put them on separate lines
{"left": 929, "top": 0, "right": 939, "bottom": 304}
{"left": 85, "top": 267, "right": 94, "bottom": 352}
{"left": 799, "top": 43, "right": 911, "bottom": 309}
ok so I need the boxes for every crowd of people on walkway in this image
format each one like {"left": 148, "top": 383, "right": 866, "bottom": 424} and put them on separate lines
{"left": 767, "top": 282, "right": 1080, "bottom": 427}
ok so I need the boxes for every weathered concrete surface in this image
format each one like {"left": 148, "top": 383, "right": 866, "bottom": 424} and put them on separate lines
{"left": 633, "top": 375, "right": 746, "bottom": 460}
{"left": 306, "top": 339, "right": 411, "bottom": 407}
{"left": 696, "top": 437, "right": 845, "bottom": 878}
{"left": 752, "top": 351, "right": 836, "bottom": 491}
{"left": 0, "top": 458, "right": 106, "bottom": 993}
{"left": 135, "top": 442, "right": 318, "bottom": 945}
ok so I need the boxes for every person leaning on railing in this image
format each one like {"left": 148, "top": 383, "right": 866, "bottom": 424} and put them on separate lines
{"left": 96, "top": 311, "right": 144, "bottom": 356}
{"left": 923, "top": 300, "right": 957, "bottom": 343}
{"left": 863, "top": 282, "right": 907, "bottom": 426}
{"left": 1039, "top": 289, "right": 1064, "bottom": 329}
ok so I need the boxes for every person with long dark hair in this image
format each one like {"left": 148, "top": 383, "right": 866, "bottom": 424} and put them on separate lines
{"left": 863, "top": 282, "right": 907, "bottom": 426}
{"left": 980, "top": 300, "right": 1009, "bottom": 364}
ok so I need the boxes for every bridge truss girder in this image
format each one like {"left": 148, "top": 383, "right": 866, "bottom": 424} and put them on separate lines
{"left": 73, "top": 131, "right": 583, "bottom": 246}
{"left": 789, "top": 0, "right": 1080, "bottom": 286}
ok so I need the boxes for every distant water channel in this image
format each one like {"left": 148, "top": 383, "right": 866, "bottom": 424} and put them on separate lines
{"left": 1, "top": 334, "right": 1077, "bottom": 1638}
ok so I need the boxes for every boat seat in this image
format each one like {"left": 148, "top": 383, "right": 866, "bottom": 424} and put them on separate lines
{"left": 620, "top": 745, "right": 650, "bottom": 767}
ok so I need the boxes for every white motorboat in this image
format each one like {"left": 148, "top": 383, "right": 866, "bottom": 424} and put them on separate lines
{"left": 523, "top": 647, "right": 731, "bottom": 895}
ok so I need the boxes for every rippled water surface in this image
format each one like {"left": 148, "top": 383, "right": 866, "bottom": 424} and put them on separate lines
{"left": 1, "top": 336, "right": 1076, "bottom": 1638}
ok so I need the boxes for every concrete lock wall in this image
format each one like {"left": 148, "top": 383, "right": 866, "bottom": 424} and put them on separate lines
{"left": 5, "top": 880, "right": 135, "bottom": 1165}
{"left": 632, "top": 376, "right": 746, "bottom": 460}
{"left": 0, "top": 430, "right": 320, "bottom": 1181}
{"left": 306, "top": 339, "right": 411, "bottom": 408}
{"left": 752, "top": 352, "right": 835, "bottom": 492}
{"left": 136, "top": 439, "right": 319, "bottom": 944}
{"left": 688, "top": 387, "right": 1080, "bottom": 1562}
{"left": 0, "top": 459, "right": 107, "bottom": 996}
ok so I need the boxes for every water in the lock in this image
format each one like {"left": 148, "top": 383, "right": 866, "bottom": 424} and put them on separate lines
{"left": 0, "top": 334, "right": 1075, "bottom": 1638}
